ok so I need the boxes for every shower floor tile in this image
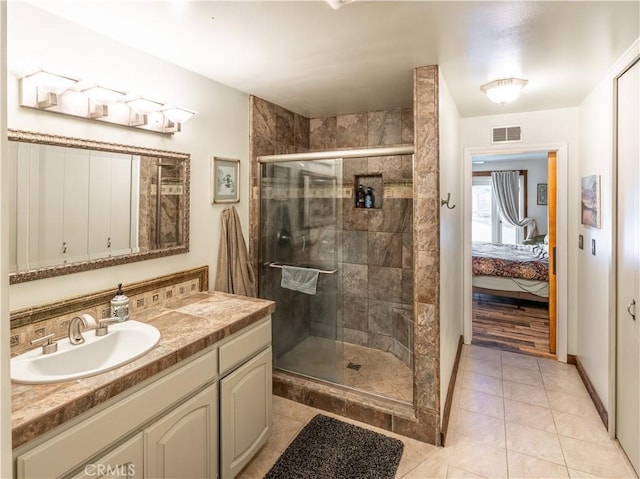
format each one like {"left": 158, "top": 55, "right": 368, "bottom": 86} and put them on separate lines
{"left": 277, "top": 336, "right": 413, "bottom": 402}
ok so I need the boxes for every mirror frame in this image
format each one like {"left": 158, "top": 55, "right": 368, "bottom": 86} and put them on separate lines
{"left": 8, "top": 129, "right": 191, "bottom": 284}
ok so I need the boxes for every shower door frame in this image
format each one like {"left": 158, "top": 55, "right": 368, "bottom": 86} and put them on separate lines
{"left": 257, "top": 145, "right": 415, "bottom": 393}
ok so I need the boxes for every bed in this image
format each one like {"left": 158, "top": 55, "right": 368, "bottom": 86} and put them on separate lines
{"left": 472, "top": 241, "right": 549, "bottom": 303}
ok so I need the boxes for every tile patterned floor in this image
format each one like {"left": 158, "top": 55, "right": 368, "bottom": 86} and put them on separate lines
{"left": 277, "top": 337, "right": 413, "bottom": 402}
{"left": 240, "top": 344, "right": 638, "bottom": 479}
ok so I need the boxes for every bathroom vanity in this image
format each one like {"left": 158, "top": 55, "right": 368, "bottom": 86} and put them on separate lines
{"left": 11, "top": 292, "right": 275, "bottom": 479}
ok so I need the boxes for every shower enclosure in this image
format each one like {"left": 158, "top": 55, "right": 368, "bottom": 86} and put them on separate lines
{"left": 259, "top": 148, "right": 415, "bottom": 403}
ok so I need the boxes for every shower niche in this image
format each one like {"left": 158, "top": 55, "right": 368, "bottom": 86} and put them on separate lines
{"left": 353, "top": 174, "right": 383, "bottom": 209}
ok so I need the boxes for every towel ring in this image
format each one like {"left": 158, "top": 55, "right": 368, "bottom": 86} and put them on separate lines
{"left": 440, "top": 193, "right": 456, "bottom": 209}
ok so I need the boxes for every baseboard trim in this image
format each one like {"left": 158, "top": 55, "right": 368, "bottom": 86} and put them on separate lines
{"left": 440, "top": 335, "right": 464, "bottom": 446}
{"left": 567, "top": 354, "right": 608, "bottom": 429}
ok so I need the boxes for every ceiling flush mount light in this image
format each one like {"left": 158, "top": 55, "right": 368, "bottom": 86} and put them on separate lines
{"left": 19, "top": 70, "right": 197, "bottom": 134}
{"left": 326, "top": 0, "right": 356, "bottom": 10}
{"left": 480, "top": 78, "right": 528, "bottom": 105}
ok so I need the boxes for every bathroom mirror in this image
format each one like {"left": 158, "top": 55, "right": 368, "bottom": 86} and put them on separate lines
{"left": 7, "top": 130, "right": 190, "bottom": 284}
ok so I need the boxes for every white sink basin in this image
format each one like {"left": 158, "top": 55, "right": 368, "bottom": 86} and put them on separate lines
{"left": 11, "top": 320, "right": 161, "bottom": 384}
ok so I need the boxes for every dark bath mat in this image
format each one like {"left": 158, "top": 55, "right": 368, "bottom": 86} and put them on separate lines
{"left": 264, "top": 414, "right": 404, "bottom": 479}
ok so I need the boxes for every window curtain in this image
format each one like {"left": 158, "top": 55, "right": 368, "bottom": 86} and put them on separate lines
{"left": 491, "top": 170, "right": 537, "bottom": 240}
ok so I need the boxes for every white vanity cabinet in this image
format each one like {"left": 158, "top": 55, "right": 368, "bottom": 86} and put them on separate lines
{"left": 14, "top": 316, "right": 272, "bottom": 479}
{"left": 71, "top": 434, "right": 143, "bottom": 479}
{"left": 220, "top": 347, "right": 272, "bottom": 478}
{"left": 145, "top": 383, "right": 217, "bottom": 479}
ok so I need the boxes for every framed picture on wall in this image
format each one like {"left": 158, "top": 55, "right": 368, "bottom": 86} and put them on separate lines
{"left": 581, "top": 174, "right": 601, "bottom": 228}
{"left": 537, "top": 183, "right": 548, "bottom": 205}
{"left": 211, "top": 157, "right": 240, "bottom": 204}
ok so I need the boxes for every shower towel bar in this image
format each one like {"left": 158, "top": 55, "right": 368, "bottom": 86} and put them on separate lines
{"left": 267, "top": 262, "right": 337, "bottom": 274}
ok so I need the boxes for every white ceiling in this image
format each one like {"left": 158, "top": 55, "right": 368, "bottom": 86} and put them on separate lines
{"left": 25, "top": 1, "right": 639, "bottom": 119}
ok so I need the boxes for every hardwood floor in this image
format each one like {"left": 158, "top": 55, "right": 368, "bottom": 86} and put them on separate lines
{"left": 472, "top": 292, "right": 555, "bottom": 359}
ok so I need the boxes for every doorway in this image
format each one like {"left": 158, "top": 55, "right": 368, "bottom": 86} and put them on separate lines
{"left": 463, "top": 144, "right": 568, "bottom": 362}
{"left": 469, "top": 151, "right": 554, "bottom": 357}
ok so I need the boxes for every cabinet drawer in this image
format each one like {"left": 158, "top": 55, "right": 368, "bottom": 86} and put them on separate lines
{"left": 219, "top": 317, "right": 271, "bottom": 375}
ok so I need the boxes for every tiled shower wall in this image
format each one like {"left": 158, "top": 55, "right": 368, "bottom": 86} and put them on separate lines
{"left": 308, "top": 110, "right": 415, "bottom": 367}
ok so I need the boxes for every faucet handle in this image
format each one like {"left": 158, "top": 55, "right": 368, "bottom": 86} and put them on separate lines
{"left": 96, "top": 317, "right": 120, "bottom": 337}
{"left": 31, "top": 333, "right": 58, "bottom": 354}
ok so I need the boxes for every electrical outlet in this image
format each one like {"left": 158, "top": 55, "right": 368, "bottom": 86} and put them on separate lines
{"left": 579, "top": 235, "right": 584, "bottom": 250}
{"left": 591, "top": 238, "right": 596, "bottom": 255}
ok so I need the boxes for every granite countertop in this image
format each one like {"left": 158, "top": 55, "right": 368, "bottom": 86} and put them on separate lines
{"left": 11, "top": 291, "right": 276, "bottom": 449}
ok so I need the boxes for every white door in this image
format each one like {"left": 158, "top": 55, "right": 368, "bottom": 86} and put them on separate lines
{"left": 616, "top": 58, "right": 639, "bottom": 474}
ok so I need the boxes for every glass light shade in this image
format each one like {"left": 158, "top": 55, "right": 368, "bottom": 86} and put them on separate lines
{"left": 481, "top": 78, "right": 528, "bottom": 104}
{"left": 125, "top": 97, "right": 163, "bottom": 114}
{"left": 83, "top": 86, "right": 125, "bottom": 104}
{"left": 161, "top": 107, "right": 196, "bottom": 123}
{"left": 25, "top": 71, "right": 77, "bottom": 94}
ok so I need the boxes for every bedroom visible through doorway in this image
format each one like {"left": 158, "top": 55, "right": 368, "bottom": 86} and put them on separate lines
{"left": 470, "top": 151, "right": 553, "bottom": 358}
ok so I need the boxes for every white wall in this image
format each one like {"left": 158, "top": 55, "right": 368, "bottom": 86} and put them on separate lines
{"left": 462, "top": 107, "right": 579, "bottom": 356}
{"left": 577, "top": 38, "right": 640, "bottom": 413}
{"left": 7, "top": 3, "right": 250, "bottom": 309}
{"left": 473, "top": 158, "right": 549, "bottom": 236}
{"left": 438, "top": 70, "right": 463, "bottom": 421}
{"left": 0, "top": 2, "right": 11, "bottom": 475}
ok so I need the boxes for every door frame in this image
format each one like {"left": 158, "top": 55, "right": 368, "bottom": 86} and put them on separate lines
{"left": 463, "top": 142, "right": 568, "bottom": 362}
{"left": 611, "top": 54, "right": 640, "bottom": 443}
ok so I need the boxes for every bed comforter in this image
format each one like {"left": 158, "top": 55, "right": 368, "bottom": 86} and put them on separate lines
{"left": 472, "top": 241, "right": 549, "bottom": 282}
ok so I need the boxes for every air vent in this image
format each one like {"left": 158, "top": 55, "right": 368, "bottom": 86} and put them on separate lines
{"left": 492, "top": 125, "right": 522, "bottom": 143}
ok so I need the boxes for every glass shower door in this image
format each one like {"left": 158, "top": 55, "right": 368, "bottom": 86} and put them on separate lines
{"left": 259, "top": 159, "right": 343, "bottom": 384}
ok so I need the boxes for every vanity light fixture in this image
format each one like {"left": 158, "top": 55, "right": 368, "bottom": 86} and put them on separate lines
{"left": 19, "top": 69, "right": 197, "bottom": 134}
{"left": 21, "top": 69, "right": 78, "bottom": 108}
{"left": 480, "top": 78, "right": 528, "bottom": 104}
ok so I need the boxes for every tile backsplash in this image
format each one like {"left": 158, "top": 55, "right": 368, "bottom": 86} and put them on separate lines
{"left": 9, "top": 266, "right": 208, "bottom": 355}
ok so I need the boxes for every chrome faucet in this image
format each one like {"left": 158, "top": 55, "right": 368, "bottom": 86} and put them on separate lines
{"left": 68, "top": 313, "right": 98, "bottom": 345}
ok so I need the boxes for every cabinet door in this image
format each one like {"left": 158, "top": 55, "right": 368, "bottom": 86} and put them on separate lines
{"left": 145, "top": 383, "right": 217, "bottom": 479}
{"left": 220, "top": 347, "right": 272, "bottom": 479}
{"left": 71, "top": 433, "right": 143, "bottom": 479}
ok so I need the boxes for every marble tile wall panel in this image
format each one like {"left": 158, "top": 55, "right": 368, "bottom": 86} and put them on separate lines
{"left": 253, "top": 96, "right": 277, "bottom": 141}
{"left": 368, "top": 265, "right": 402, "bottom": 302}
{"left": 368, "top": 332, "right": 393, "bottom": 352}
{"left": 343, "top": 295, "right": 368, "bottom": 331}
{"left": 342, "top": 202, "right": 369, "bottom": 231}
{"left": 343, "top": 328, "right": 368, "bottom": 346}
{"left": 368, "top": 109, "right": 402, "bottom": 146}
{"left": 343, "top": 263, "right": 368, "bottom": 297}
{"left": 310, "top": 117, "right": 337, "bottom": 151}
{"left": 368, "top": 155, "right": 403, "bottom": 182}
{"left": 411, "top": 64, "right": 441, "bottom": 443}
{"left": 343, "top": 230, "right": 368, "bottom": 264}
{"left": 337, "top": 113, "right": 368, "bottom": 148}
{"left": 393, "top": 307, "right": 411, "bottom": 347}
{"left": 294, "top": 113, "right": 310, "bottom": 151}
{"left": 368, "top": 299, "right": 398, "bottom": 336}
{"left": 401, "top": 107, "right": 414, "bottom": 145}
{"left": 369, "top": 198, "right": 409, "bottom": 233}
{"left": 275, "top": 105, "right": 295, "bottom": 147}
{"left": 368, "top": 232, "right": 402, "bottom": 268}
